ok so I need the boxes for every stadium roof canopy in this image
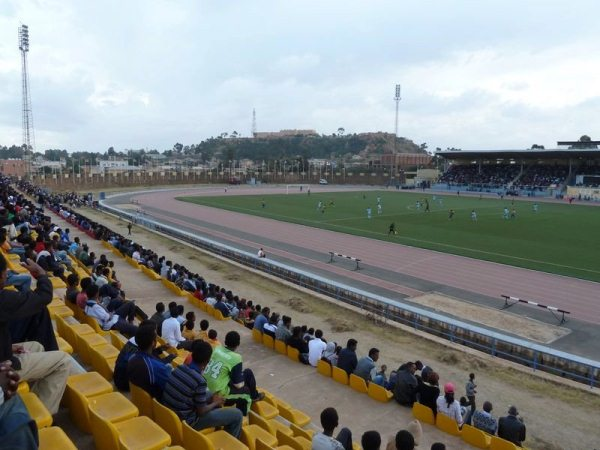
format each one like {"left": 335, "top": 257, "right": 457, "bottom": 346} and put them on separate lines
{"left": 435, "top": 149, "right": 600, "bottom": 160}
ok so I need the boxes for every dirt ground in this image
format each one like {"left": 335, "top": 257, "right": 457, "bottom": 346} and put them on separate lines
{"left": 78, "top": 204, "right": 600, "bottom": 450}
{"left": 412, "top": 293, "right": 570, "bottom": 343}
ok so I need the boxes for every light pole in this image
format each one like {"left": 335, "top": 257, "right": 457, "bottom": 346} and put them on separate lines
{"left": 393, "top": 84, "right": 401, "bottom": 186}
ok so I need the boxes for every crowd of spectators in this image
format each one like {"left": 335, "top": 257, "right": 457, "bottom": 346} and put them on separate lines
{"left": 439, "top": 164, "right": 520, "bottom": 188}
{"left": 513, "top": 165, "right": 569, "bottom": 190}
{"left": 3, "top": 176, "right": 528, "bottom": 448}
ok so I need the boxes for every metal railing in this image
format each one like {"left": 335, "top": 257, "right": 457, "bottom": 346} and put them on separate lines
{"left": 99, "top": 199, "right": 600, "bottom": 388}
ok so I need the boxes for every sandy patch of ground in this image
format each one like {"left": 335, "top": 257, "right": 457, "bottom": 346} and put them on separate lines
{"left": 79, "top": 205, "right": 600, "bottom": 450}
{"left": 411, "top": 293, "right": 570, "bottom": 343}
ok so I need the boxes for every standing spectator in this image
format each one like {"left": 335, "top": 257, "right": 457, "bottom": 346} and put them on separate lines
{"left": 337, "top": 339, "right": 358, "bottom": 375}
{"left": 308, "top": 329, "right": 327, "bottom": 367}
{"left": 472, "top": 401, "right": 498, "bottom": 435}
{"left": 162, "top": 340, "right": 243, "bottom": 438}
{"left": 465, "top": 372, "right": 477, "bottom": 412}
{"left": 312, "top": 407, "right": 353, "bottom": 450}
{"left": 498, "top": 406, "right": 526, "bottom": 447}
{"left": 436, "top": 383, "right": 463, "bottom": 427}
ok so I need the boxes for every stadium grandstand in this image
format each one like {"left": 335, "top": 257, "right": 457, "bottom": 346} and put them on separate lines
{"left": 434, "top": 137, "right": 600, "bottom": 200}
{"left": 0, "top": 174, "right": 555, "bottom": 449}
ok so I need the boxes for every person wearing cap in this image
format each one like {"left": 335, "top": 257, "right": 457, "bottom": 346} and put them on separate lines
{"left": 498, "top": 406, "right": 526, "bottom": 447}
{"left": 436, "top": 382, "right": 463, "bottom": 427}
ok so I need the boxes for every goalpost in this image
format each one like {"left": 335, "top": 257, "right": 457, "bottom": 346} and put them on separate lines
{"left": 285, "top": 184, "right": 311, "bottom": 194}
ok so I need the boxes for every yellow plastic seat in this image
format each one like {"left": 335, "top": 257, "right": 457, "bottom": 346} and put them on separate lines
{"left": 256, "top": 439, "right": 296, "bottom": 450}
{"left": 490, "top": 436, "right": 520, "bottom": 450}
{"left": 56, "top": 336, "right": 73, "bottom": 354}
{"left": 252, "top": 328, "right": 263, "bottom": 343}
{"left": 436, "top": 412, "right": 462, "bottom": 436}
{"left": 152, "top": 398, "right": 183, "bottom": 446}
{"left": 349, "top": 374, "right": 368, "bottom": 394}
{"left": 249, "top": 411, "right": 293, "bottom": 438}
{"left": 71, "top": 390, "right": 139, "bottom": 434}
{"left": 206, "top": 304, "right": 217, "bottom": 317}
{"left": 130, "top": 382, "right": 154, "bottom": 419}
{"left": 331, "top": 366, "right": 349, "bottom": 385}
{"left": 213, "top": 308, "right": 230, "bottom": 321}
{"left": 242, "top": 424, "right": 279, "bottom": 450}
{"left": 81, "top": 313, "right": 109, "bottom": 335}
{"left": 277, "top": 403, "right": 311, "bottom": 427}
{"left": 56, "top": 315, "right": 95, "bottom": 347}
{"left": 17, "top": 381, "right": 30, "bottom": 394}
{"left": 182, "top": 420, "right": 249, "bottom": 450}
{"left": 20, "top": 392, "right": 52, "bottom": 428}
{"left": 274, "top": 340, "right": 287, "bottom": 355}
{"left": 251, "top": 399, "right": 279, "bottom": 419}
{"left": 64, "top": 372, "right": 114, "bottom": 431}
{"left": 75, "top": 332, "right": 107, "bottom": 365}
{"left": 462, "top": 424, "right": 492, "bottom": 449}
{"left": 412, "top": 402, "right": 435, "bottom": 425}
{"left": 48, "top": 304, "right": 74, "bottom": 319}
{"left": 262, "top": 334, "right": 275, "bottom": 349}
{"left": 290, "top": 423, "right": 314, "bottom": 440}
{"left": 110, "top": 330, "right": 128, "bottom": 350}
{"left": 316, "top": 360, "right": 332, "bottom": 377}
{"left": 38, "top": 426, "right": 77, "bottom": 450}
{"left": 367, "top": 381, "right": 393, "bottom": 402}
{"left": 48, "top": 276, "right": 67, "bottom": 289}
{"left": 286, "top": 346, "right": 300, "bottom": 362}
{"left": 276, "top": 429, "right": 311, "bottom": 450}
{"left": 89, "top": 407, "right": 171, "bottom": 450}
{"left": 89, "top": 345, "right": 118, "bottom": 381}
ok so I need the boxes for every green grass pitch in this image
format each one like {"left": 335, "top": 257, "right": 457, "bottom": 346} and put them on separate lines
{"left": 178, "top": 191, "right": 600, "bottom": 282}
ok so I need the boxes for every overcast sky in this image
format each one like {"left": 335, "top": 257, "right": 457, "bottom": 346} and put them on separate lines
{"left": 1, "top": 0, "right": 600, "bottom": 153}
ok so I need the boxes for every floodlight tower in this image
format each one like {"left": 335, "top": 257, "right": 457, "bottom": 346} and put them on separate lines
{"left": 393, "top": 84, "right": 401, "bottom": 183}
{"left": 252, "top": 108, "right": 257, "bottom": 137}
{"left": 19, "top": 24, "right": 35, "bottom": 177}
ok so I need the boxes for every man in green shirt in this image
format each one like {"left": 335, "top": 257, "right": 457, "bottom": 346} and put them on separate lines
{"left": 204, "top": 331, "right": 264, "bottom": 414}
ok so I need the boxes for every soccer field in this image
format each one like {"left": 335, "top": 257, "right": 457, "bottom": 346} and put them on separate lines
{"left": 178, "top": 191, "right": 600, "bottom": 282}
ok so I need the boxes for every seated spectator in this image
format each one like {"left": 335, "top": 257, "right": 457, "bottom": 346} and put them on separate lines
{"left": 84, "top": 284, "right": 138, "bottom": 336}
{"left": 207, "top": 329, "right": 221, "bottom": 347}
{"left": 150, "top": 302, "right": 167, "bottom": 336}
{"left": 64, "top": 273, "right": 80, "bottom": 304}
{"left": 417, "top": 371, "right": 440, "bottom": 414}
{"left": 113, "top": 320, "right": 174, "bottom": 391}
{"left": 198, "top": 319, "right": 209, "bottom": 341}
{"left": 252, "top": 306, "right": 270, "bottom": 331}
{"left": 286, "top": 326, "right": 309, "bottom": 364}
{"left": 162, "top": 340, "right": 243, "bottom": 438}
{"left": 430, "top": 444, "right": 446, "bottom": 450}
{"left": 312, "top": 407, "right": 353, "bottom": 450}
{"left": 472, "top": 401, "right": 498, "bottom": 435}
{"left": 204, "top": 331, "right": 264, "bottom": 415}
{"left": 161, "top": 304, "right": 189, "bottom": 349}
{"left": 416, "top": 360, "right": 433, "bottom": 383}
{"left": 275, "top": 315, "right": 292, "bottom": 342}
{"left": 337, "top": 339, "right": 358, "bottom": 375}
{"left": 126, "top": 324, "right": 172, "bottom": 399}
{"left": 0, "top": 256, "right": 83, "bottom": 414}
{"left": 175, "top": 305, "right": 186, "bottom": 326}
{"left": 386, "top": 430, "right": 414, "bottom": 450}
{"left": 76, "top": 277, "right": 93, "bottom": 309}
{"left": 498, "top": 406, "right": 526, "bottom": 447}
{"left": 182, "top": 321, "right": 198, "bottom": 340}
{"left": 308, "top": 329, "right": 327, "bottom": 367}
{"left": 321, "top": 341, "right": 338, "bottom": 366}
{"left": 214, "top": 295, "right": 230, "bottom": 318}
{"left": 303, "top": 327, "right": 315, "bottom": 342}
{"left": 262, "top": 313, "right": 279, "bottom": 338}
{"left": 354, "top": 347, "right": 385, "bottom": 385}
{"left": 393, "top": 362, "right": 418, "bottom": 406}
{"left": 436, "top": 383, "right": 463, "bottom": 427}
{"left": 361, "top": 431, "right": 381, "bottom": 450}
{"left": 459, "top": 396, "right": 471, "bottom": 425}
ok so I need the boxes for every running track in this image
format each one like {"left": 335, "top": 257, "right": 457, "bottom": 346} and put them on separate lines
{"left": 107, "top": 187, "right": 600, "bottom": 326}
